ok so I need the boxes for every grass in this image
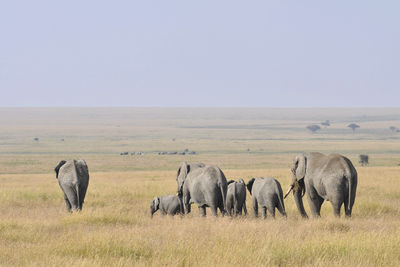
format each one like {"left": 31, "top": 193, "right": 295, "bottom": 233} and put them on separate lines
{"left": 1, "top": 107, "right": 400, "bottom": 266}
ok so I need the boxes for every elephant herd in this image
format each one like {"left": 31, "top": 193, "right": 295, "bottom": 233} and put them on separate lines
{"left": 55, "top": 152, "right": 358, "bottom": 219}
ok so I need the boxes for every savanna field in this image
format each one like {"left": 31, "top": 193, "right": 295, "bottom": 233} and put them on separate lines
{"left": 1, "top": 107, "right": 400, "bottom": 266}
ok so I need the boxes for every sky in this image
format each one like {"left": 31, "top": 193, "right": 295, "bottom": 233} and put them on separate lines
{"left": 1, "top": 1, "right": 399, "bottom": 107}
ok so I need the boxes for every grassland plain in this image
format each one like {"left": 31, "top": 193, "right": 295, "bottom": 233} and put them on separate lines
{"left": 1, "top": 107, "right": 400, "bottom": 266}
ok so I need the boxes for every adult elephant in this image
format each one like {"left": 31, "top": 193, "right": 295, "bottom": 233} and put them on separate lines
{"left": 176, "top": 162, "right": 227, "bottom": 217}
{"left": 284, "top": 152, "right": 357, "bottom": 218}
{"left": 54, "top": 160, "right": 89, "bottom": 212}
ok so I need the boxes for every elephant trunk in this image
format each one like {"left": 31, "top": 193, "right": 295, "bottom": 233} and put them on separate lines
{"left": 293, "top": 181, "right": 308, "bottom": 218}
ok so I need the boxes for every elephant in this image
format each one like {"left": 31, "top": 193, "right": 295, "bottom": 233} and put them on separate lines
{"left": 284, "top": 152, "right": 358, "bottom": 218}
{"left": 54, "top": 160, "right": 89, "bottom": 212}
{"left": 246, "top": 177, "right": 286, "bottom": 219}
{"left": 176, "top": 162, "right": 227, "bottom": 217}
{"left": 150, "top": 195, "right": 182, "bottom": 218}
{"left": 226, "top": 179, "right": 247, "bottom": 216}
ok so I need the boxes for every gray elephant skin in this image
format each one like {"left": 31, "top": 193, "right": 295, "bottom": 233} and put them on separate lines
{"left": 177, "top": 162, "right": 227, "bottom": 217}
{"left": 54, "top": 160, "right": 89, "bottom": 212}
{"left": 285, "top": 152, "right": 357, "bottom": 218}
{"left": 150, "top": 195, "right": 182, "bottom": 218}
{"left": 226, "top": 179, "right": 247, "bottom": 216}
{"left": 247, "top": 177, "right": 286, "bottom": 219}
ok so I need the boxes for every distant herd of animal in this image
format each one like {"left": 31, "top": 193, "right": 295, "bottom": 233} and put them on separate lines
{"left": 54, "top": 152, "right": 358, "bottom": 219}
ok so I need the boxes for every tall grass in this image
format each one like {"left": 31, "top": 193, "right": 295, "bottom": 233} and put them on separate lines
{"left": 1, "top": 167, "right": 400, "bottom": 266}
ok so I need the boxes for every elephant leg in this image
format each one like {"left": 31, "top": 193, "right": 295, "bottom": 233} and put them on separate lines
{"left": 233, "top": 201, "right": 238, "bottom": 216}
{"left": 183, "top": 193, "right": 191, "bottom": 214}
{"left": 306, "top": 193, "right": 323, "bottom": 218}
{"left": 199, "top": 206, "right": 206, "bottom": 217}
{"left": 267, "top": 205, "right": 275, "bottom": 219}
{"left": 218, "top": 205, "right": 225, "bottom": 217}
{"left": 62, "top": 185, "right": 79, "bottom": 211}
{"left": 261, "top": 207, "right": 267, "bottom": 219}
{"left": 79, "top": 185, "right": 88, "bottom": 210}
{"left": 332, "top": 202, "right": 342, "bottom": 217}
{"left": 227, "top": 207, "right": 232, "bottom": 216}
{"left": 343, "top": 194, "right": 351, "bottom": 217}
{"left": 63, "top": 193, "right": 72, "bottom": 212}
{"left": 252, "top": 197, "right": 258, "bottom": 218}
{"left": 210, "top": 206, "right": 218, "bottom": 217}
{"left": 277, "top": 203, "right": 286, "bottom": 217}
{"left": 331, "top": 196, "right": 344, "bottom": 217}
{"left": 243, "top": 203, "right": 248, "bottom": 216}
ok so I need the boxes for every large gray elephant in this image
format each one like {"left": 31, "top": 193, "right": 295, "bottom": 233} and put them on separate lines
{"left": 176, "top": 162, "right": 227, "bottom": 217}
{"left": 247, "top": 177, "right": 286, "bottom": 219}
{"left": 284, "top": 152, "right": 357, "bottom": 218}
{"left": 54, "top": 160, "right": 89, "bottom": 212}
{"left": 150, "top": 195, "right": 182, "bottom": 218}
{"left": 226, "top": 179, "right": 247, "bottom": 216}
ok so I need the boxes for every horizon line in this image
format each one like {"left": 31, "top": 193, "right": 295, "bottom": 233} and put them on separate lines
{"left": 0, "top": 106, "right": 400, "bottom": 109}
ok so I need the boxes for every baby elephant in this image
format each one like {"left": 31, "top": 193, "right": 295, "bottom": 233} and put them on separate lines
{"left": 226, "top": 179, "right": 247, "bottom": 216}
{"left": 150, "top": 195, "right": 182, "bottom": 218}
{"left": 247, "top": 177, "right": 286, "bottom": 219}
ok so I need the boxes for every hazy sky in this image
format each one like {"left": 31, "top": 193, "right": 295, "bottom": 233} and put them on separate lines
{"left": 1, "top": 1, "right": 399, "bottom": 107}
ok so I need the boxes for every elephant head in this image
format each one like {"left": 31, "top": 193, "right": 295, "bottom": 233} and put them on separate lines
{"left": 150, "top": 197, "right": 160, "bottom": 218}
{"left": 284, "top": 154, "right": 308, "bottom": 218}
{"left": 238, "top": 178, "right": 245, "bottom": 185}
{"left": 246, "top": 178, "right": 255, "bottom": 195}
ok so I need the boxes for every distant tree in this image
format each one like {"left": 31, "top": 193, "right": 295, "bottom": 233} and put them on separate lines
{"left": 306, "top": 124, "right": 321, "bottom": 133}
{"left": 347, "top": 123, "right": 360, "bottom": 132}
{"left": 321, "top": 120, "right": 330, "bottom": 127}
{"left": 33, "top": 137, "right": 39, "bottom": 142}
{"left": 389, "top": 126, "right": 398, "bottom": 132}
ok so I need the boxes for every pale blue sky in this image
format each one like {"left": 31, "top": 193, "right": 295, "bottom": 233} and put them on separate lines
{"left": 1, "top": 1, "right": 399, "bottom": 107}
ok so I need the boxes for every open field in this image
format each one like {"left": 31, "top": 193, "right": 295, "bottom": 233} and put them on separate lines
{"left": 1, "top": 107, "right": 400, "bottom": 266}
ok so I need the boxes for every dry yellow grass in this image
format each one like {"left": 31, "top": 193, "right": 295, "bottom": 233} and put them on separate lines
{"left": 1, "top": 168, "right": 400, "bottom": 266}
{"left": 1, "top": 108, "right": 400, "bottom": 266}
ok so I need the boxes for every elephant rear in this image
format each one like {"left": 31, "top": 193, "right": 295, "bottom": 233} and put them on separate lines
{"left": 55, "top": 159, "right": 89, "bottom": 212}
{"left": 182, "top": 164, "right": 228, "bottom": 216}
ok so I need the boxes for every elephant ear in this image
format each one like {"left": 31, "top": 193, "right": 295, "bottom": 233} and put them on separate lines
{"left": 177, "top": 162, "right": 189, "bottom": 181}
{"left": 227, "top": 180, "right": 235, "bottom": 185}
{"left": 246, "top": 178, "right": 255, "bottom": 195}
{"left": 155, "top": 197, "right": 160, "bottom": 209}
{"left": 294, "top": 154, "right": 307, "bottom": 181}
{"left": 54, "top": 160, "right": 67, "bottom": 179}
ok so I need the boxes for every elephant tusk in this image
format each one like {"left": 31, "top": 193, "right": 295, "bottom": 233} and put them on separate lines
{"left": 284, "top": 186, "right": 293, "bottom": 199}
